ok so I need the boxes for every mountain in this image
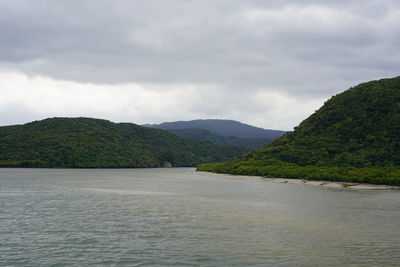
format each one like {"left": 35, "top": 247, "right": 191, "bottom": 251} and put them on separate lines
{"left": 0, "top": 117, "right": 246, "bottom": 168}
{"left": 198, "top": 77, "right": 400, "bottom": 185}
{"left": 144, "top": 119, "right": 285, "bottom": 139}
{"left": 160, "top": 128, "right": 273, "bottom": 149}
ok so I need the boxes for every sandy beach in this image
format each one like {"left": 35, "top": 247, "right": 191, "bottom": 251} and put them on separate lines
{"left": 196, "top": 171, "right": 399, "bottom": 190}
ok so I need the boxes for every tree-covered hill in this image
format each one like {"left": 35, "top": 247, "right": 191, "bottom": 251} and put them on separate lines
{"left": 0, "top": 117, "right": 246, "bottom": 168}
{"left": 198, "top": 77, "right": 400, "bottom": 185}
{"left": 163, "top": 128, "right": 273, "bottom": 149}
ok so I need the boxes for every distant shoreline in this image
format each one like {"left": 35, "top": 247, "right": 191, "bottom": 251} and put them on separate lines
{"left": 196, "top": 171, "right": 400, "bottom": 190}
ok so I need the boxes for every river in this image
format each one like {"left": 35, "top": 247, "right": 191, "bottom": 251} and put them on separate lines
{"left": 1, "top": 168, "right": 399, "bottom": 266}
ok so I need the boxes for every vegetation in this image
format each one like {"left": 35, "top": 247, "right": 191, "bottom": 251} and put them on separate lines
{"left": 0, "top": 117, "right": 247, "bottom": 168}
{"left": 165, "top": 128, "right": 273, "bottom": 149}
{"left": 198, "top": 160, "right": 400, "bottom": 185}
{"left": 198, "top": 77, "right": 400, "bottom": 185}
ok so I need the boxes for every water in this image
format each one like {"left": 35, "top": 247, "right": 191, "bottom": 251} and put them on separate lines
{"left": 1, "top": 168, "right": 399, "bottom": 266}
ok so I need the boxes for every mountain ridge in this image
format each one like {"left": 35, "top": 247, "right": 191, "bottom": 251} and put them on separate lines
{"left": 144, "top": 119, "right": 285, "bottom": 139}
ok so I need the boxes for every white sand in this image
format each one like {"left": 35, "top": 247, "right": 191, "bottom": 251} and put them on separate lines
{"left": 196, "top": 171, "right": 399, "bottom": 190}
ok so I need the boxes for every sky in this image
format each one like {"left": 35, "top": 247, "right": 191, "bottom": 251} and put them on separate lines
{"left": 0, "top": 0, "right": 399, "bottom": 130}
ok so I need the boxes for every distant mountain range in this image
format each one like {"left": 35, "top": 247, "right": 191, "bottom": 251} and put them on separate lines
{"left": 144, "top": 119, "right": 285, "bottom": 149}
{"left": 0, "top": 117, "right": 246, "bottom": 168}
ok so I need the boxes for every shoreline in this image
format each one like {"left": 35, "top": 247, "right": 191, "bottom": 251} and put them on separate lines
{"left": 196, "top": 171, "right": 400, "bottom": 190}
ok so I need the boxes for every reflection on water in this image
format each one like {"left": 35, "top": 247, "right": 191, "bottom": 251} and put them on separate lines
{"left": 0, "top": 168, "right": 399, "bottom": 266}
{"left": 83, "top": 188, "right": 180, "bottom": 196}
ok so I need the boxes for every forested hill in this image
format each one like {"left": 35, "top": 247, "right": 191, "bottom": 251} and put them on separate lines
{"left": 199, "top": 76, "right": 400, "bottom": 185}
{"left": 0, "top": 117, "right": 246, "bottom": 168}
{"left": 144, "top": 119, "right": 285, "bottom": 139}
{"left": 161, "top": 128, "right": 274, "bottom": 149}
{"left": 249, "top": 76, "right": 400, "bottom": 167}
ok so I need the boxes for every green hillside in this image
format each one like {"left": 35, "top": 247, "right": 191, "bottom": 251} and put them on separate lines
{"left": 166, "top": 128, "right": 273, "bottom": 149}
{"left": 0, "top": 117, "right": 246, "bottom": 168}
{"left": 198, "top": 77, "right": 400, "bottom": 185}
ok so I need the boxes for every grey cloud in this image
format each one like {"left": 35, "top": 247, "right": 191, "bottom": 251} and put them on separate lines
{"left": 0, "top": 0, "right": 399, "bottom": 128}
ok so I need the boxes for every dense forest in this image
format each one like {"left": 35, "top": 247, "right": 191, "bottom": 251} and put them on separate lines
{"left": 0, "top": 117, "right": 246, "bottom": 168}
{"left": 198, "top": 76, "right": 400, "bottom": 185}
{"left": 162, "top": 128, "right": 274, "bottom": 149}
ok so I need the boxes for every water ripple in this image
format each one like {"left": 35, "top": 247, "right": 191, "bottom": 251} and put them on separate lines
{"left": 1, "top": 168, "right": 399, "bottom": 266}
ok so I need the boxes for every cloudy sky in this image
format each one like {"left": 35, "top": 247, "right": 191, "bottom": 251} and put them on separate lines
{"left": 0, "top": 0, "right": 399, "bottom": 130}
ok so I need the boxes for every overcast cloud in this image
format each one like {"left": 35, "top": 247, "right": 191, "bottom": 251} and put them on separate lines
{"left": 0, "top": 0, "right": 399, "bottom": 130}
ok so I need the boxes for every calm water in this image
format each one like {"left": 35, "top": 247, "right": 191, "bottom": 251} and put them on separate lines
{"left": 1, "top": 168, "right": 399, "bottom": 266}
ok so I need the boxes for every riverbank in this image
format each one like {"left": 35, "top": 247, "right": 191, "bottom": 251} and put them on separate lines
{"left": 196, "top": 171, "right": 400, "bottom": 190}
{"left": 197, "top": 161, "right": 400, "bottom": 186}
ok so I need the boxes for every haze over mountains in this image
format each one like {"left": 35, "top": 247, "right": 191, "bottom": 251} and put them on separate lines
{"left": 144, "top": 119, "right": 285, "bottom": 149}
{"left": 145, "top": 119, "right": 285, "bottom": 138}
